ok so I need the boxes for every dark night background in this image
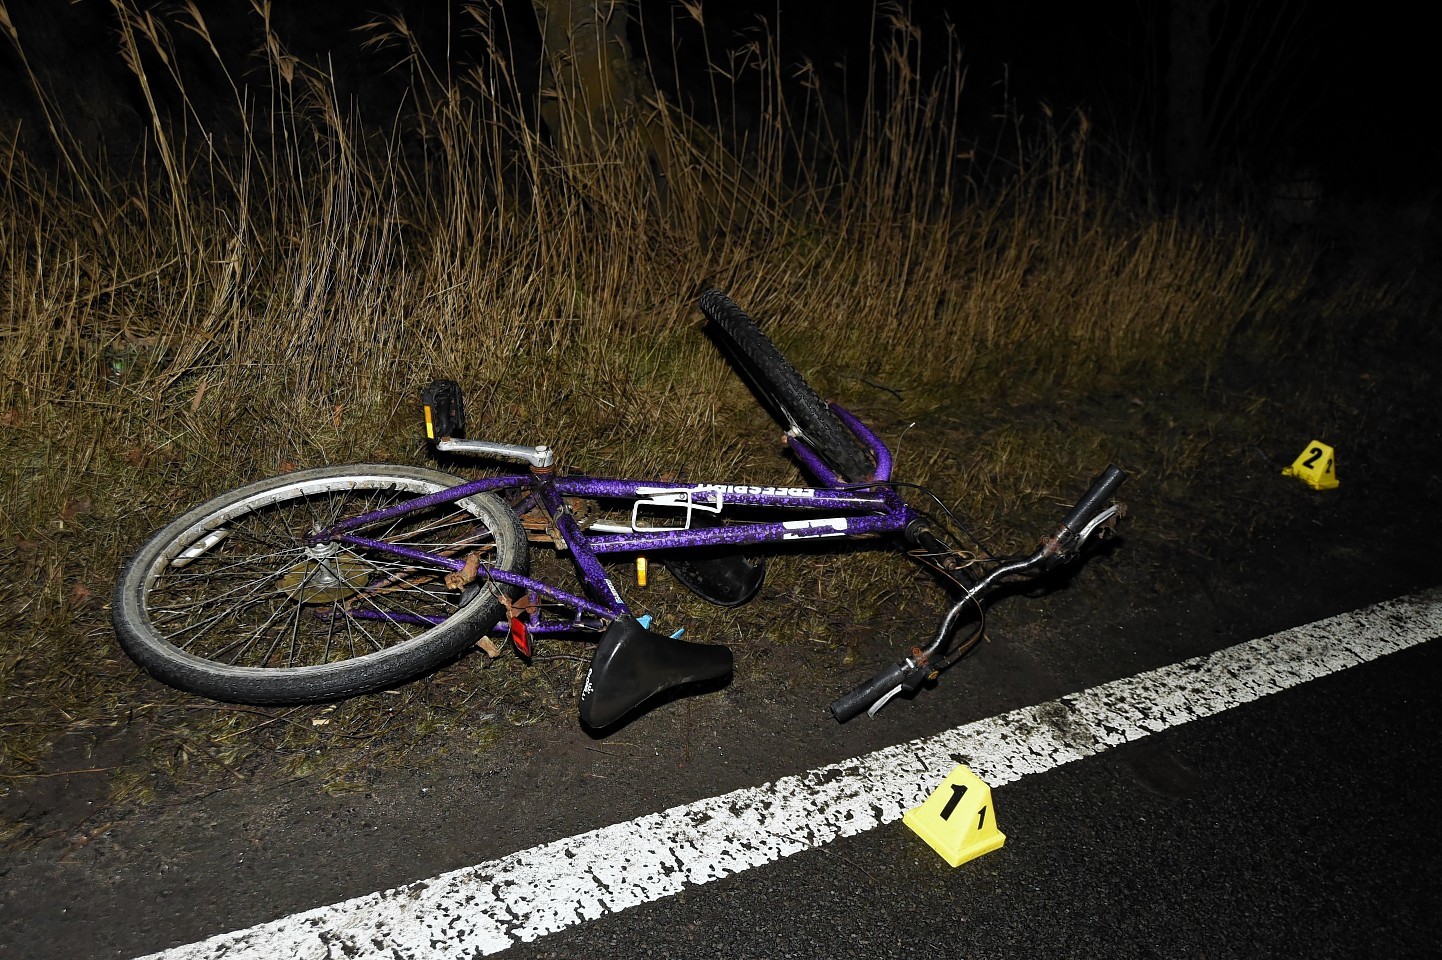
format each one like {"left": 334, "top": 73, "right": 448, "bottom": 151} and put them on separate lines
{"left": 1, "top": 0, "right": 1435, "bottom": 206}
{"left": 5, "top": 7, "right": 1442, "bottom": 960}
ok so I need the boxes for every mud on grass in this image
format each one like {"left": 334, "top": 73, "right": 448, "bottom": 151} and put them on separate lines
{"left": 11, "top": 275, "right": 1442, "bottom": 847}
{"left": 0, "top": 364, "right": 1401, "bottom": 847}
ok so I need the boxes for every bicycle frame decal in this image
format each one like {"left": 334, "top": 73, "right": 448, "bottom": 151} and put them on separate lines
{"left": 322, "top": 480, "right": 911, "bottom": 568}
{"left": 781, "top": 518, "right": 848, "bottom": 538}
{"left": 641, "top": 484, "right": 817, "bottom": 498}
{"left": 306, "top": 417, "right": 917, "bottom": 636}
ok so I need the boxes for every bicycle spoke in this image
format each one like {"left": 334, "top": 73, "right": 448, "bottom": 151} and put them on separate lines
{"left": 200, "top": 593, "right": 301, "bottom": 665}
{"left": 155, "top": 576, "right": 282, "bottom": 648}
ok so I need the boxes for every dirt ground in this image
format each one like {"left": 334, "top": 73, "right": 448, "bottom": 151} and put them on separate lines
{"left": 6, "top": 283, "right": 1440, "bottom": 848}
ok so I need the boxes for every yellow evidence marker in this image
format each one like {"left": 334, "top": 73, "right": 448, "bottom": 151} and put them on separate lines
{"left": 903, "top": 764, "right": 1006, "bottom": 867}
{"left": 1281, "top": 440, "right": 1339, "bottom": 490}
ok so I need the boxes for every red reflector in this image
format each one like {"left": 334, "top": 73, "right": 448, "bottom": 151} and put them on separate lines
{"left": 509, "top": 617, "right": 531, "bottom": 658}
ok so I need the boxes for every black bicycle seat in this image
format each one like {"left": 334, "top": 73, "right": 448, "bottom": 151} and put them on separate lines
{"left": 579, "top": 617, "right": 733, "bottom": 728}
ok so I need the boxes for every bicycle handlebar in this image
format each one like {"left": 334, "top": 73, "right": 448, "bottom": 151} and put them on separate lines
{"left": 829, "top": 656, "right": 931, "bottom": 723}
{"left": 1059, "top": 464, "right": 1127, "bottom": 537}
{"left": 1042, "top": 463, "right": 1127, "bottom": 568}
{"left": 831, "top": 464, "right": 1127, "bottom": 722}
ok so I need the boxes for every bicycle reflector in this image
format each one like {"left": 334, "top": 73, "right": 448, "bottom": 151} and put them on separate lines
{"left": 420, "top": 380, "right": 465, "bottom": 440}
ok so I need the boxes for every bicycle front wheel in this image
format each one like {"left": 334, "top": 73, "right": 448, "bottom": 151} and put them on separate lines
{"left": 699, "top": 289, "right": 873, "bottom": 482}
{"left": 113, "top": 464, "right": 529, "bottom": 705}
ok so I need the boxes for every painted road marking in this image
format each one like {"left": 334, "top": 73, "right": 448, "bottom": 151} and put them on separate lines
{"left": 139, "top": 588, "right": 1442, "bottom": 960}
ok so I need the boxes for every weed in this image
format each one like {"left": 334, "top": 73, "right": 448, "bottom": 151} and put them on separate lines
{"left": 0, "top": 2, "right": 1413, "bottom": 825}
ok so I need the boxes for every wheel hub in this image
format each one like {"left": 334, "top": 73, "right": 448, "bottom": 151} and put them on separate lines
{"left": 276, "top": 546, "right": 370, "bottom": 603}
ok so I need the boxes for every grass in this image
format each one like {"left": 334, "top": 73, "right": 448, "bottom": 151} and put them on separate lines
{"left": 0, "top": 2, "right": 1416, "bottom": 835}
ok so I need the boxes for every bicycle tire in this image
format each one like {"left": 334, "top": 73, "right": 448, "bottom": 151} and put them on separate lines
{"left": 699, "top": 289, "right": 873, "bottom": 482}
{"left": 113, "top": 464, "right": 529, "bottom": 705}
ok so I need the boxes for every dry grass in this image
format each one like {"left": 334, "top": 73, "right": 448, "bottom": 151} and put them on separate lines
{"left": 0, "top": 1, "right": 1393, "bottom": 826}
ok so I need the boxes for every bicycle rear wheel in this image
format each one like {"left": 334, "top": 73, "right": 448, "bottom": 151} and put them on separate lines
{"left": 699, "top": 289, "right": 873, "bottom": 482}
{"left": 113, "top": 464, "right": 528, "bottom": 705}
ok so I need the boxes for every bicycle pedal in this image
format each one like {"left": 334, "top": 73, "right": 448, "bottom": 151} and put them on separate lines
{"left": 420, "top": 380, "right": 465, "bottom": 440}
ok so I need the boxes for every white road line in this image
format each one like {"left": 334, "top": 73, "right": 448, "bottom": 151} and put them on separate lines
{"left": 139, "top": 588, "right": 1442, "bottom": 960}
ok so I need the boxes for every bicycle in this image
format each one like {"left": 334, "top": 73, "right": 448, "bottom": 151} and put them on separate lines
{"left": 112, "top": 290, "right": 1127, "bottom": 728}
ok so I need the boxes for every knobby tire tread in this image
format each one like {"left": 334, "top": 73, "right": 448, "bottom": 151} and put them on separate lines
{"left": 699, "top": 289, "right": 872, "bottom": 482}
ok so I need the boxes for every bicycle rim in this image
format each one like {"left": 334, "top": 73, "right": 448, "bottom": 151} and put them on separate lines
{"left": 114, "top": 466, "right": 527, "bottom": 704}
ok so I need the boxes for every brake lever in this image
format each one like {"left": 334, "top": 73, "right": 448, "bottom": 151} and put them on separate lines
{"left": 1078, "top": 502, "right": 1125, "bottom": 543}
{"left": 866, "top": 684, "right": 905, "bottom": 718}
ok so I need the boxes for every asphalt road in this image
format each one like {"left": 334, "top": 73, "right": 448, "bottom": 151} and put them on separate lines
{"left": 499, "top": 636, "right": 1442, "bottom": 960}
{"left": 5, "top": 458, "right": 1442, "bottom": 959}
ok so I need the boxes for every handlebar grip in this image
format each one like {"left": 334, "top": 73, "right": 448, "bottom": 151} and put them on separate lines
{"left": 829, "top": 661, "right": 911, "bottom": 723}
{"left": 1059, "top": 464, "right": 1127, "bottom": 534}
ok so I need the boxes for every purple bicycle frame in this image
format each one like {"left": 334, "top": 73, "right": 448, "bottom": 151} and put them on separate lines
{"left": 315, "top": 404, "right": 921, "bottom": 634}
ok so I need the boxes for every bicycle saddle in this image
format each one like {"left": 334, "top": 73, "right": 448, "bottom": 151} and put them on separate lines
{"left": 579, "top": 617, "right": 733, "bottom": 728}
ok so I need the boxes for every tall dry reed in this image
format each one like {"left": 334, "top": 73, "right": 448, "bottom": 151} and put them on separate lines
{"left": 0, "top": 1, "right": 1320, "bottom": 804}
